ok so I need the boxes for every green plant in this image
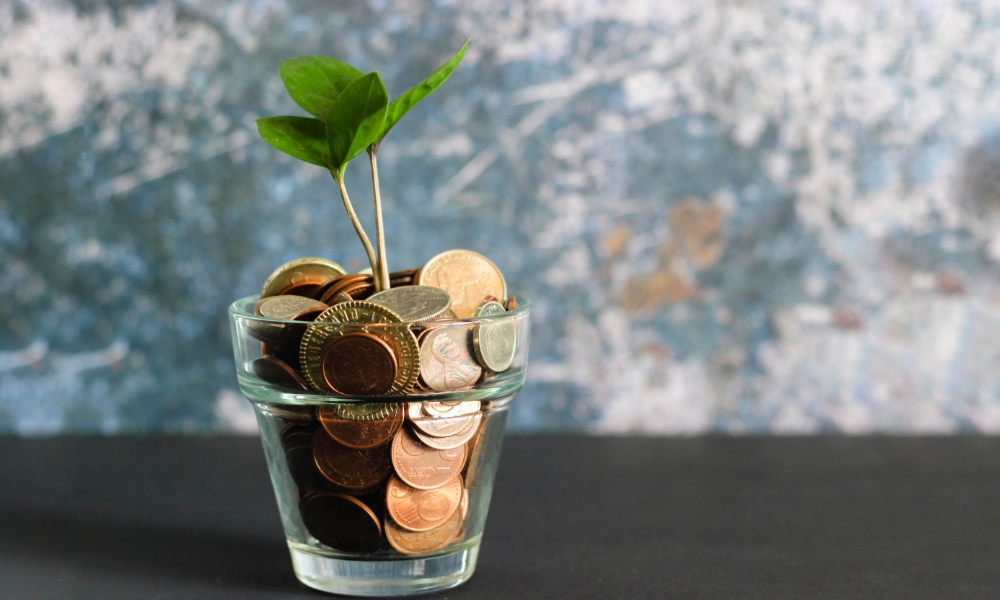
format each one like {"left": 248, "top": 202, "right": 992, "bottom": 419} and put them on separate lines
{"left": 256, "top": 40, "right": 470, "bottom": 291}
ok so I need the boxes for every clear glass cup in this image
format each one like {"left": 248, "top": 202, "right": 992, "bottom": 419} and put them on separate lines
{"left": 228, "top": 295, "right": 530, "bottom": 596}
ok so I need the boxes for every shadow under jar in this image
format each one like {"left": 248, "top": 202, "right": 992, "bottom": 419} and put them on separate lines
{"left": 229, "top": 295, "right": 530, "bottom": 596}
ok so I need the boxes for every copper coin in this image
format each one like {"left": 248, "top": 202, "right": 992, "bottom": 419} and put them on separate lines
{"left": 384, "top": 505, "right": 462, "bottom": 555}
{"left": 480, "top": 295, "right": 499, "bottom": 305}
{"left": 407, "top": 402, "right": 479, "bottom": 438}
{"left": 462, "top": 412, "right": 490, "bottom": 488}
{"left": 319, "top": 274, "right": 373, "bottom": 304}
{"left": 262, "top": 402, "right": 314, "bottom": 424}
{"left": 417, "top": 250, "right": 507, "bottom": 318}
{"left": 253, "top": 355, "right": 309, "bottom": 391}
{"left": 311, "top": 275, "right": 349, "bottom": 302}
{"left": 321, "top": 332, "right": 398, "bottom": 396}
{"left": 504, "top": 296, "right": 517, "bottom": 311}
{"left": 412, "top": 413, "right": 482, "bottom": 450}
{"left": 262, "top": 257, "right": 346, "bottom": 299}
{"left": 418, "top": 326, "right": 482, "bottom": 392}
{"left": 299, "top": 492, "right": 382, "bottom": 553}
{"left": 318, "top": 403, "right": 404, "bottom": 450}
{"left": 391, "top": 427, "right": 466, "bottom": 490}
{"left": 313, "top": 429, "right": 392, "bottom": 491}
{"left": 385, "top": 473, "right": 462, "bottom": 532}
{"left": 333, "top": 293, "right": 353, "bottom": 305}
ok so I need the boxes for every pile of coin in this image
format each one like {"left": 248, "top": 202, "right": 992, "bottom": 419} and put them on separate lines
{"left": 249, "top": 249, "right": 519, "bottom": 555}
{"left": 248, "top": 249, "right": 519, "bottom": 398}
{"left": 275, "top": 399, "right": 490, "bottom": 554}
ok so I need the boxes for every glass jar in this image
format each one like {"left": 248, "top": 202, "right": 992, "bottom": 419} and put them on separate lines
{"left": 228, "top": 295, "right": 530, "bottom": 596}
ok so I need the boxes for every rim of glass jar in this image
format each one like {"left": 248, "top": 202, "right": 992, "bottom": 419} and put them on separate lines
{"left": 228, "top": 293, "right": 531, "bottom": 326}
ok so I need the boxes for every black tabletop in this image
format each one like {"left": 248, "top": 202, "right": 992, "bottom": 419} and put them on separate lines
{"left": 0, "top": 435, "right": 997, "bottom": 599}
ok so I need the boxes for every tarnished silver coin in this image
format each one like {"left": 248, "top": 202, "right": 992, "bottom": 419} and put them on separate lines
{"left": 418, "top": 326, "right": 482, "bottom": 392}
{"left": 472, "top": 301, "right": 517, "bottom": 372}
{"left": 407, "top": 402, "right": 478, "bottom": 438}
{"left": 368, "top": 285, "right": 452, "bottom": 322}
{"left": 257, "top": 295, "right": 328, "bottom": 320}
{"left": 413, "top": 413, "right": 482, "bottom": 450}
{"left": 422, "top": 401, "right": 481, "bottom": 419}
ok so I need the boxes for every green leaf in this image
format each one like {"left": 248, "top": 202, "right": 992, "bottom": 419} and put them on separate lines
{"left": 326, "top": 72, "right": 388, "bottom": 172}
{"left": 375, "top": 39, "right": 469, "bottom": 145}
{"left": 279, "top": 57, "right": 364, "bottom": 121}
{"left": 255, "top": 116, "right": 331, "bottom": 168}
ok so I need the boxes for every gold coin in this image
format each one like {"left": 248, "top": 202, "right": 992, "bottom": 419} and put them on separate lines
{"left": 261, "top": 257, "right": 346, "bottom": 298}
{"left": 472, "top": 301, "right": 517, "bottom": 372}
{"left": 299, "top": 301, "right": 419, "bottom": 396}
{"left": 416, "top": 250, "right": 506, "bottom": 318}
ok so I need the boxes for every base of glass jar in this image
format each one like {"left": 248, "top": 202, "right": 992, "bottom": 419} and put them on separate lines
{"left": 289, "top": 540, "right": 480, "bottom": 596}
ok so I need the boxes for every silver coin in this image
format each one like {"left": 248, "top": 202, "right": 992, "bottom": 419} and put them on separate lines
{"left": 422, "top": 401, "right": 481, "bottom": 419}
{"left": 368, "top": 285, "right": 452, "bottom": 322}
{"left": 407, "top": 402, "right": 479, "bottom": 438}
{"left": 257, "top": 295, "right": 328, "bottom": 320}
{"left": 417, "top": 326, "right": 482, "bottom": 392}
{"left": 412, "top": 413, "right": 482, "bottom": 449}
{"left": 472, "top": 301, "right": 517, "bottom": 372}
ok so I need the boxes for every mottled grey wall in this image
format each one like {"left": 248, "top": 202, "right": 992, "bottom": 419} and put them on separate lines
{"left": 4, "top": 0, "right": 1000, "bottom": 434}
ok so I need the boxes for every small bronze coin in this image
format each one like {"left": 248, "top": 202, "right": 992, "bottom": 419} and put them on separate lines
{"left": 391, "top": 427, "right": 466, "bottom": 490}
{"left": 319, "top": 274, "right": 373, "bottom": 305}
{"left": 299, "top": 492, "right": 382, "bottom": 553}
{"left": 318, "top": 403, "right": 404, "bottom": 450}
{"left": 384, "top": 505, "right": 463, "bottom": 555}
{"left": 385, "top": 473, "right": 463, "bottom": 532}
{"left": 313, "top": 429, "right": 392, "bottom": 491}
{"left": 321, "top": 332, "right": 399, "bottom": 397}
{"left": 504, "top": 296, "right": 517, "bottom": 311}
{"left": 253, "top": 355, "right": 309, "bottom": 391}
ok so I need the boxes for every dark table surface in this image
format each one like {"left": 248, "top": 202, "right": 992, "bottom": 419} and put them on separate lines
{"left": 0, "top": 435, "right": 997, "bottom": 599}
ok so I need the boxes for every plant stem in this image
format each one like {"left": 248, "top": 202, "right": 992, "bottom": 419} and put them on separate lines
{"left": 332, "top": 170, "right": 380, "bottom": 288}
{"left": 368, "top": 146, "right": 391, "bottom": 292}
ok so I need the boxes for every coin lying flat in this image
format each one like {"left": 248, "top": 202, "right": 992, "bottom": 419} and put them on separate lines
{"left": 418, "top": 326, "right": 482, "bottom": 392}
{"left": 299, "top": 301, "right": 419, "bottom": 397}
{"left": 368, "top": 285, "right": 452, "bottom": 322}
{"left": 472, "top": 301, "right": 517, "bottom": 372}
{"left": 413, "top": 413, "right": 482, "bottom": 450}
{"left": 313, "top": 429, "right": 392, "bottom": 491}
{"left": 299, "top": 492, "right": 382, "bottom": 553}
{"left": 422, "top": 401, "right": 481, "bottom": 419}
{"left": 318, "top": 404, "right": 403, "bottom": 450}
{"left": 261, "top": 257, "right": 347, "bottom": 299}
{"left": 253, "top": 355, "right": 309, "bottom": 391}
{"left": 384, "top": 504, "right": 463, "bottom": 554}
{"left": 321, "top": 332, "right": 398, "bottom": 396}
{"left": 417, "top": 250, "right": 507, "bottom": 318}
{"left": 257, "top": 295, "right": 329, "bottom": 320}
{"left": 407, "top": 402, "right": 479, "bottom": 438}
{"left": 385, "top": 473, "right": 462, "bottom": 532}
{"left": 391, "top": 426, "right": 466, "bottom": 489}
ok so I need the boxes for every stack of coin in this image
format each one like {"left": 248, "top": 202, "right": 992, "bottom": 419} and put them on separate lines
{"left": 249, "top": 249, "right": 520, "bottom": 398}
{"left": 274, "top": 399, "right": 489, "bottom": 555}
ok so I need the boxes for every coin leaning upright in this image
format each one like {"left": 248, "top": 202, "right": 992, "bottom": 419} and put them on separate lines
{"left": 299, "top": 301, "right": 420, "bottom": 397}
{"left": 472, "top": 301, "right": 517, "bottom": 372}
{"left": 261, "top": 257, "right": 347, "bottom": 298}
{"left": 417, "top": 250, "right": 506, "bottom": 319}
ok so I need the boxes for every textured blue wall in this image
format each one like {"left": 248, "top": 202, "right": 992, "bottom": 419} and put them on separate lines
{"left": 4, "top": 0, "right": 1000, "bottom": 434}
